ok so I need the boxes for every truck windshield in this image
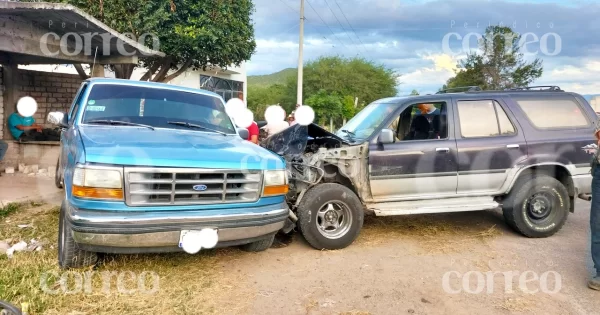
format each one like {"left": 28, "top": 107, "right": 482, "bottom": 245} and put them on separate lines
{"left": 336, "top": 102, "right": 396, "bottom": 140}
{"left": 81, "top": 84, "right": 237, "bottom": 134}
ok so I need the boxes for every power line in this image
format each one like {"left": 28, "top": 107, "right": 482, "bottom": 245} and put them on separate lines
{"left": 323, "top": 0, "right": 362, "bottom": 55}
{"left": 278, "top": 0, "right": 299, "bottom": 14}
{"left": 334, "top": 0, "right": 369, "bottom": 54}
{"left": 305, "top": 0, "right": 349, "bottom": 51}
{"left": 305, "top": 23, "right": 340, "bottom": 50}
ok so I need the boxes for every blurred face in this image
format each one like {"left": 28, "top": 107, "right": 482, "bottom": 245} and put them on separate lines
{"left": 417, "top": 104, "right": 434, "bottom": 114}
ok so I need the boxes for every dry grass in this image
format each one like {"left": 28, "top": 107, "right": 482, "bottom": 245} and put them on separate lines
{"left": 355, "top": 214, "right": 502, "bottom": 253}
{"left": 0, "top": 203, "right": 252, "bottom": 315}
{"left": 496, "top": 297, "right": 536, "bottom": 312}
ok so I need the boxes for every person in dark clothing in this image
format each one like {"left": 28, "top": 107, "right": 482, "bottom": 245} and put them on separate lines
{"left": 7, "top": 111, "right": 60, "bottom": 142}
{"left": 590, "top": 123, "right": 600, "bottom": 290}
{"left": 406, "top": 115, "right": 430, "bottom": 140}
{"left": 416, "top": 103, "right": 441, "bottom": 124}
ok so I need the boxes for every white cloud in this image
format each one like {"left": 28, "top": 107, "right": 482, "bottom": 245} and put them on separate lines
{"left": 538, "top": 58, "right": 600, "bottom": 94}
{"left": 399, "top": 53, "right": 461, "bottom": 93}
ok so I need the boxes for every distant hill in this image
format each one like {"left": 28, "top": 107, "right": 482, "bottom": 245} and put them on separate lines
{"left": 248, "top": 68, "right": 296, "bottom": 87}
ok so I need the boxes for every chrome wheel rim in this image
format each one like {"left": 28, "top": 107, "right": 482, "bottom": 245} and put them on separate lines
{"left": 316, "top": 200, "right": 353, "bottom": 239}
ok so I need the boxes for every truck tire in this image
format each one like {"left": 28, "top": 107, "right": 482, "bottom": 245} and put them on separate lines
{"left": 240, "top": 233, "right": 275, "bottom": 252}
{"left": 54, "top": 158, "right": 63, "bottom": 189}
{"left": 502, "top": 174, "right": 569, "bottom": 238}
{"left": 297, "top": 183, "right": 364, "bottom": 250}
{"left": 58, "top": 201, "right": 98, "bottom": 269}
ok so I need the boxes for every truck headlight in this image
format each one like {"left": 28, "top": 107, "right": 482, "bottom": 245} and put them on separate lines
{"left": 72, "top": 165, "right": 124, "bottom": 200}
{"left": 262, "top": 170, "right": 288, "bottom": 196}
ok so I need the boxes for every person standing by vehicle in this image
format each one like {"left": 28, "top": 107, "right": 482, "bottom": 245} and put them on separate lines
{"left": 247, "top": 120, "right": 259, "bottom": 144}
{"left": 590, "top": 125, "right": 600, "bottom": 290}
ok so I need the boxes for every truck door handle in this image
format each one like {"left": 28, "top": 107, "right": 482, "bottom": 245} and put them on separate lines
{"left": 506, "top": 144, "right": 520, "bottom": 149}
{"left": 436, "top": 147, "right": 450, "bottom": 153}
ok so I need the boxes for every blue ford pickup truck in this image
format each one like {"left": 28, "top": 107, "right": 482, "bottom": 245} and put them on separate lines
{"left": 48, "top": 78, "right": 289, "bottom": 269}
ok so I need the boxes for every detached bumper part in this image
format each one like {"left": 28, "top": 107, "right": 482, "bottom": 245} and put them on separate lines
{"left": 66, "top": 202, "right": 288, "bottom": 253}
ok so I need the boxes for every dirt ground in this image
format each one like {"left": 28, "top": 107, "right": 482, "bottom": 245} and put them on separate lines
{"left": 1, "top": 175, "right": 599, "bottom": 314}
{"left": 224, "top": 200, "right": 599, "bottom": 315}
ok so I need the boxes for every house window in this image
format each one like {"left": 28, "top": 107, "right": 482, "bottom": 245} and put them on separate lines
{"left": 200, "top": 75, "right": 244, "bottom": 102}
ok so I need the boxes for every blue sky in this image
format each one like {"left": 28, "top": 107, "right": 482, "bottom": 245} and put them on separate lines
{"left": 247, "top": 0, "right": 600, "bottom": 95}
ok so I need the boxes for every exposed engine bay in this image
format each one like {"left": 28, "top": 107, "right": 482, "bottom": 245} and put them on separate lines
{"left": 261, "top": 124, "right": 370, "bottom": 232}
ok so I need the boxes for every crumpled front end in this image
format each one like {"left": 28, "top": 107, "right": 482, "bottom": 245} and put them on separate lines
{"left": 260, "top": 124, "right": 371, "bottom": 232}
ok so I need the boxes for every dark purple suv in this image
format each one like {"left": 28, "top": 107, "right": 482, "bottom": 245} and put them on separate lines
{"left": 275, "top": 86, "right": 596, "bottom": 250}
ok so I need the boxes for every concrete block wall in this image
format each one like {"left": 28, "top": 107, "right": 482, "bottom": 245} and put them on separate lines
{"left": 1, "top": 68, "right": 81, "bottom": 171}
{"left": 2, "top": 141, "right": 59, "bottom": 170}
{"left": 16, "top": 69, "right": 81, "bottom": 126}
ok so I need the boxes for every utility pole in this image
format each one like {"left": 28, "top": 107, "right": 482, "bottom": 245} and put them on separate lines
{"left": 296, "top": 0, "right": 305, "bottom": 105}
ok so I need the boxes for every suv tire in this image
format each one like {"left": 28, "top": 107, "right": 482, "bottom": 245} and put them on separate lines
{"left": 297, "top": 183, "right": 364, "bottom": 250}
{"left": 502, "top": 174, "right": 569, "bottom": 238}
{"left": 58, "top": 201, "right": 98, "bottom": 269}
{"left": 240, "top": 233, "right": 275, "bottom": 252}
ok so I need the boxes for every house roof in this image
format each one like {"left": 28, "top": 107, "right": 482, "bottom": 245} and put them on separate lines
{"left": 0, "top": 2, "right": 164, "bottom": 65}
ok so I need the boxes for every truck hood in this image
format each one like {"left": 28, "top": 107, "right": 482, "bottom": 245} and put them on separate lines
{"left": 78, "top": 126, "right": 284, "bottom": 169}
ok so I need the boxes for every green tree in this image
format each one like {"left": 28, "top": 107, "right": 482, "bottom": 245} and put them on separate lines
{"left": 410, "top": 89, "right": 419, "bottom": 95}
{"left": 41, "top": 0, "right": 256, "bottom": 82}
{"left": 445, "top": 26, "right": 543, "bottom": 90}
{"left": 284, "top": 56, "right": 398, "bottom": 111}
{"left": 341, "top": 95, "right": 356, "bottom": 119}
{"left": 304, "top": 90, "right": 343, "bottom": 126}
{"left": 247, "top": 84, "right": 287, "bottom": 120}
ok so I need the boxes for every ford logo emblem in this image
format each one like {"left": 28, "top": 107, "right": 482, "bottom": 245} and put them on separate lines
{"left": 192, "top": 184, "right": 208, "bottom": 191}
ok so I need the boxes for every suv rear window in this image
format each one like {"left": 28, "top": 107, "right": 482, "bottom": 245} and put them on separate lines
{"left": 514, "top": 98, "right": 589, "bottom": 129}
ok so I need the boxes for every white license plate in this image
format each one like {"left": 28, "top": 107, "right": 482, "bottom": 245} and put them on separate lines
{"left": 179, "top": 229, "right": 219, "bottom": 253}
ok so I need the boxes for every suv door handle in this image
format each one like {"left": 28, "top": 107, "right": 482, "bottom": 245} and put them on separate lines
{"left": 436, "top": 147, "right": 450, "bottom": 153}
{"left": 506, "top": 144, "right": 520, "bottom": 149}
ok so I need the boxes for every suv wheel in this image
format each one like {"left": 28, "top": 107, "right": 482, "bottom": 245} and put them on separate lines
{"left": 502, "top": 174, "right": 569, "bottom": 238}
{"left": 54, "top": 157, "right": 63, "bottom": 189}
{"left": 58, "top": 201, "right": 98, "bottom": 269}
{"left": 297, "top": 183, "right": 364, "bottom": 250}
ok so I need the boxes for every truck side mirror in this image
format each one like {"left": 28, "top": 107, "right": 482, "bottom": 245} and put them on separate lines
{"left": 237, "top": 128, "right": 249, "bottom": 140}
{"left": 378, "top": 129, "right": 394, "bottom": 144}
{"left": 48, "top": 111, "right": 68, "bottom": 128}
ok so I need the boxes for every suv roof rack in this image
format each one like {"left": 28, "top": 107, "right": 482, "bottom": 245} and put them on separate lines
{"left": 436, "top": 86, "right": 482, "bottom": 94}
{"left": 503, "top": 85, "right": 564, "bottom": 92}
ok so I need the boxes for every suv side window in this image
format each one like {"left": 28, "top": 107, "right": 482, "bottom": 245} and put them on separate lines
{"left": 513, "top": 97, "right": 589, "bottom": 129}
{"left": 388, "top": 102, "right": 448, "bottom": 141}
{"left": 457, "top": 100, "right": 516, "bottom": 138}
{"left": 68, "top": 82, "right": 88, "bottom": 124}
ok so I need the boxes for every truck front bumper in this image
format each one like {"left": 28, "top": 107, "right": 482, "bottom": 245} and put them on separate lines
{"left": 66, "top": 201, "right": 288, "bottom": 253}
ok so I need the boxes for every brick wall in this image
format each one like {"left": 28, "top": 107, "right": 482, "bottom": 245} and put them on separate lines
{"left": 16, "top": 69, "right": 81, "bottom": 125}
{"left": 0, "top": 69, "right": 81, "bottom": 171}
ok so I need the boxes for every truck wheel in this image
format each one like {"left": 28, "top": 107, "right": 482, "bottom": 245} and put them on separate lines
{"left": 58, "top": 202, "right": 98, "bottom": 269}
{"left": 240, "top": 233, "right": 275, "bottom": 252}
{"left": 54, "top": 158, "right": 63, "bottom": 189}
{"left": 502, "top": 174, "right": 569, "bottom": 238}
{"left": 297, "top": 183, "right": 364, "bottom": 250}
